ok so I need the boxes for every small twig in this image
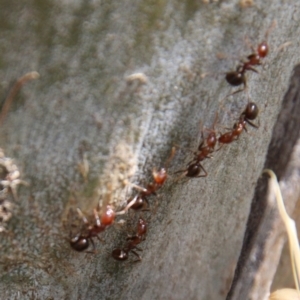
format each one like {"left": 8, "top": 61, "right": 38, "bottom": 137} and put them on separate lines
{"left": 0, "top": 71, "right": 40, "bottom": 124}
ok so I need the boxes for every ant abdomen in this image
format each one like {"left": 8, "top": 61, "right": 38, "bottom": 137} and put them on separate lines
{"left": 100, "top": 206, "right": 116, "bottom": 226}
{"left": 243, "top": 102, "right": 259, "bottom": 120}
{"left": 225, "top": 71, "right": 245, "bottom": 86}
{"left": 70, "top": 236, "right": 89, "bottom": 252}
{"left": 186, "top": 163, "right": 207, "bottom": 178}
{"left": 112, "top": 248, "right": 128, "bottom": 261}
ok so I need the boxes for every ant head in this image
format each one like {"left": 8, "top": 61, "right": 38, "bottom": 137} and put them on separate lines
{"left": 100, "top": 205, "right": 115, "bottom": 226}
{"left": 257, "top": 41, "right": 268, "bottom": 58}
{"left": 70, "top": 236, "right": 90, "bottom": 252}
{"left": 186, "top": 163, "right": 202, "bottom": 177}
{"left": 244, "top": 102, "right": 259, "bottom": 120}
{"left": 152, "top": 168, "right": 167, "bottom": 185}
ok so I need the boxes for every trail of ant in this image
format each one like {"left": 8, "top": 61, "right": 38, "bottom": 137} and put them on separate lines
{"left": 69, "top": 147, "right": 174, "bottom": 253}
{"left": 108, "top": 149, "right": 176, "bottom": 262}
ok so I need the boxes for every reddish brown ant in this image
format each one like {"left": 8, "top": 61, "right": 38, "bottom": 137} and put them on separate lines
{"left": 225, "top": 22, "right": 275, "bottom": 96}
{"left": 128, "top": 168, "right": 167, "bottom": 210}
{"left": 127, "top": 148, "right": 175, "bottom": 210}
{"left": 176, "top": 161, "right": 207, "bottom": 178}
{"left": 195, "top": 115, "right": 218, "bottom": 161}
{"left": 70, "top": 197, "right": 139, "bottom": 253}
{"left": 70, "top": 208, "right": 106, "bottom": 252}
{"left": 218, "top": 102, "right": 259, "bottom": 145}
{"left": 111, "top": 217, "right": 147, "bottom": 262}
{"left": 174, "top": 117, "right": 219, "bottom": 179}
{"left": 225, "top": 42, "right": 267, "bottom": 93}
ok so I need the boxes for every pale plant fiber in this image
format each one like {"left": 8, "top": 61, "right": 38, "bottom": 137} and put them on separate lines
{"left": 265, "top": 170, "right": 300, "bottom": 300}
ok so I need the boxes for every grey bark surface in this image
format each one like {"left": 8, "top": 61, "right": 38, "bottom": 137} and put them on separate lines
{"left": 227, "top": 65, "right": 300, "bottom": 300}
{"left": 0, "top": 1, "right": 300, "bottom": 299}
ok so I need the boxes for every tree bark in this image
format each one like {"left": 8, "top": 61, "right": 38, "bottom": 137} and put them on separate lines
{"left": 0, "top": 1, "right": 300, "bottom": 299}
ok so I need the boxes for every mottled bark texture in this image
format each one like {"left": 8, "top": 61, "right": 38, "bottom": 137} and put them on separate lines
{"left": 0, "top": 1, "right": 300, "bottom": 299}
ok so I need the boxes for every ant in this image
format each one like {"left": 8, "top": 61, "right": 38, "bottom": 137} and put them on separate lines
{"left": 225, "top": 22, "right": 275, "bottom": 96}
{"left": 127, "top": 148, "right": 175, "bottom": 210}
{"left": 128, "top": 168, "right": 167, "bottom": 210}
{"left": 225, "top": 41, "right": 268, "bottom": 91}
{"left": 112, "top": 217, "right": 147, "bottom": 262}
{"left": 174, "top": 117, "right": 219, "bottom": 179}
{"left": 218, "top": 102, "right": 259, "bottom": 145}
{"left": 193, "top": 115, "right": 219, "bottom": 161}
{"left": 70, "top": 197, "right": 139, "bottom": 253}
{"left": 70, "top": 208, "right": 106, "bottom": 252}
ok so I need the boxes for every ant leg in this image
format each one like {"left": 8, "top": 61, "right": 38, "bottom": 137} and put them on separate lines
{"left": 186, "top": 159, "right": 197, "bottom": 168}
{"left": 196, "top": 164, "right": 207, "bottom": 178}
{"left": 93, "top": 208, "right": 101, "bottom": 227}
{"left": 197, "top": 140, "right": 204, "bottom": 151}
{"left": 115, "top": 195, "right": 139, "bottom": 216}
{"left": 131, "top": 250, "right": 142, "bottom": 262}
{"left": 77, "top": 208, "right": 89, "bottom": 225}
{"left": 226, "top": 86, "right": 246, "bottom": 98}
{"left": 96, "top": 235, "right": 105, "bottom": 243}
{"left": 265, "top": 20, "right": 277, "bottom": 40}
{"left": 215, "top": 138, "right": 225, "bottom": 151}
{"left": 243, "top": 35, "right": 256, "bottom": 54}
{"left": 245, "top": 119, "right": 259, "bottom": 128}
{"left": 201, "top": 112, "right": 218, "bottom": 136}
{"left": 174, "top": 168, "right": 188, "bottom": 175}
{"left": 134, "top": 246, "right": 143, "bottom": 251}
{"left": 128, "top": 183, "right": 148, "bottom": 193}
{"left": 173, "top": 170, "right": 189, "bottom": 183}
{"left": 141, "top": 197, "right": 150, "bottom": 211}
{"left": 247, "top": 66, "right": 259, "bottom": 73}
{"left": 86, "top": 238, "right": 97, "bottom": 254}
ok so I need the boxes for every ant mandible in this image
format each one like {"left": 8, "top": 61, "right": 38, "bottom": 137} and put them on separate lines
{"left": 111, "top": 217, "right": 147, "bottom": 262}
{"left": 218, "top": 102, "right": 259, "bottom": 145}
